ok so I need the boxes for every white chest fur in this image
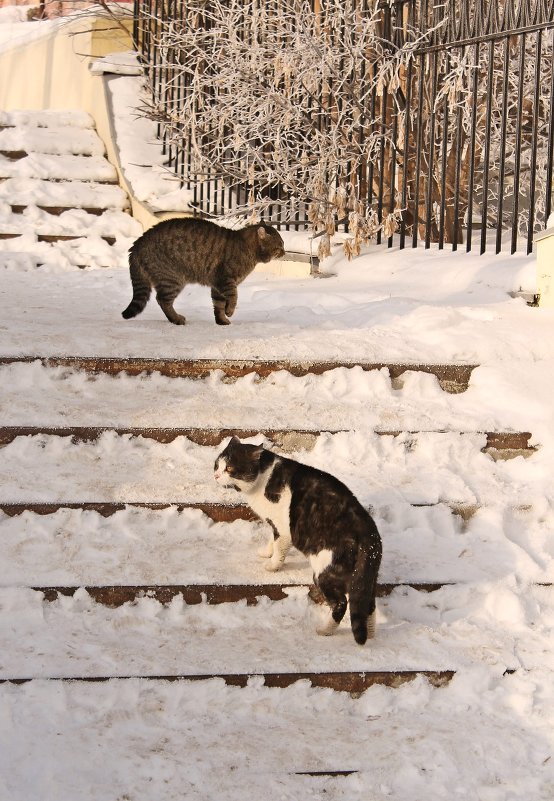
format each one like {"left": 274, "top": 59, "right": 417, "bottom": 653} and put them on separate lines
{"left": 244, "top": 464, "right": 292, "bottom": 540}
{"left": 238, "top": 462, "right": 293, "bottom": 571}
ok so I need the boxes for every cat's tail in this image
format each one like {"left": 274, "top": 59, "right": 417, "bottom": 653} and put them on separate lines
{"left": 348, "top": 534, "right": 381, "bottom": 646}
{"left": 121, "top": 246, "right": 151, "bottom": 319}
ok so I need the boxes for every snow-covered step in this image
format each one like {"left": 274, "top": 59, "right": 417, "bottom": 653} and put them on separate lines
{"left": 0, "top": 430, "right": 542, "bottom": 507}
{"left": 0, "top": 106, "right": 137, "bottom": 270}
{"left": 0, "top": 206, "right": 141, "bottom": 240}
{"left": 0, "top": 177, "right": 130, "bottom": 212}
{"left": 0, "top": 501, "right": 257, "bottom": 521}
{"left": 32, "top": 583, "right": 450, "bottom": 607}
{"left": 0, "top": 125, "right": 105, "bottom": 156}
{"left": 0, "top": 426, "right": 536, "bottom": 458}
{"left": 1, "top": 582, "right": 551, "bottom": 681}
{"left": 0, "top": 361, "right": 537, "bottom": 439}
{"left": 0, "top": 109, "right": 95, "bottom": 129}
{"left": 0, "top": 356, "right": 477, "bottom": 392}
{"left": 0, "top": 152, "right": 118, "bottom": 182}
{"left": 0, "top": 232, "right": 117, "bottom": 245}
{"left": 0, "top": 235, "right": 133, "bottom": 270}
{"left": 2, "top": 667, "right": 451, "bottom": 693}
{"left": 2, "top": 502, "right": 551, "bottom": 587}
{"left": 0, "top": 361, "right": 478, "bottom": 428}
{"left": 0, "top": 497, "right": 482, "bottom": 528}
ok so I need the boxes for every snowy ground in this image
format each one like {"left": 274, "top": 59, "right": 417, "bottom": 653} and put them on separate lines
{"left": 1, "top": 9, "right": 554, "bottom": 801}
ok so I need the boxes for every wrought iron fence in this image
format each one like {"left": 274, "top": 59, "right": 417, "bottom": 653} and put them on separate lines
{"left": 133, "top": 0, "right": 554, "bottom": 254}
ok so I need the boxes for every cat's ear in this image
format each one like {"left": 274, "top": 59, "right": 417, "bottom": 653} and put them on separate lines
{"left": 229, "top": 435, "right": 241, "bottom": 447}
{"left": 257, "top": 226, "right": 268, "bottom": 239}
{"left": 252, "top": 444, "right": 264, "bottom": 458}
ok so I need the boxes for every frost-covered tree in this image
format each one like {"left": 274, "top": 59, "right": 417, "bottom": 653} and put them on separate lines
{"left": 139, "top": 0, "right": 553, "bottom": 256}
{"left": 141, "top": 0, "right": 429, "bottom": 258}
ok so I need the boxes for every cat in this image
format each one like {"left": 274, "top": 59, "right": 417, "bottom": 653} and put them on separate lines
{"left": 214, "top": 436, "right": 382, "bottom": 645}
{"left": 121, "top": 217, "right": 285, "bottom": 325}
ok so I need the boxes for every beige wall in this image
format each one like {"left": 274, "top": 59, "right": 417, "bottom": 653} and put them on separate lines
{"left": 0, "top": 15, "right": 132, "bottom": 112}
{"left": 0, "top": 14, "right": 134, "bottom": 205}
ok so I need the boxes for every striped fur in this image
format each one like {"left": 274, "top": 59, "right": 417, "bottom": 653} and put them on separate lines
{"left": 122, "top": 218, "right": 285, "bottom": 325}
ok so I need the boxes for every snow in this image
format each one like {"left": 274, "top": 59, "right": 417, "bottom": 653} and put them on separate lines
{"left": 90, "top": 50, "right": 143, "bottom": 75}
{"left": 0, "top": 176, "right": 129, "bottom": 209}
{"left": 1, "top": 671, "right": 551, "bottom": 801}
{"left": 1, "top": 16, "right": 554, "bottom": 801}
{"left": 2, "top": 580, "right": 553, "bottom": 678}
{"left": 0, "top": 152, "right": 118, "bottom": 182}
{"left": 0, "top": 112, "right": 141, "bottom": 268}
{"left": 0, "top": 122, "right": 106, "bottom": 155}
{"left": 0, "top": 6, "right": 64, "bottom": 51}
{"left": 0, "top": 427, "right": 546, "bottom": 508}
{"left": 0, "top": 109, "right": 96, "bottom": 128}
{"left": 107, "top": 74, "right": 195, "bottom": 212}
{"left": 3, "top": 502, "right": 553, "bottom": 587}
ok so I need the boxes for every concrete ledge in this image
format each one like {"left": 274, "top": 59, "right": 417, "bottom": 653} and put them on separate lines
{"left": 534, "top": 226, "right": 554, "bottom": 307}
{"left": 256, "top": 251, "right": 318, "bottom": 278}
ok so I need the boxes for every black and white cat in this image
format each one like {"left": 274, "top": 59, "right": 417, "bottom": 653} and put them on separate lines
{"left": 214, "top": 436, "right": 382, "bottom": 645}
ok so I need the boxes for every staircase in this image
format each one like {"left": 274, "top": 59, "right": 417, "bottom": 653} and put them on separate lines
{"left": 0, "top": 109, "right": 141, "bottom": 269}
{"left": 0, "top": 352, "right": 541, "bottom": 688}
{"left": 0, "top": 111, "right": 551, "bottom": 788}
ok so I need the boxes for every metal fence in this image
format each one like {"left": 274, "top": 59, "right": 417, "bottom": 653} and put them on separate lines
{"left": 133, "top": 0, "right": 554, "bottom": 254}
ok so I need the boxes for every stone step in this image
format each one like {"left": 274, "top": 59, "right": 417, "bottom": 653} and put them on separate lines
{"left": 10, "top": 206, "right": 108, "bottom": 216}
{"left": 29, "top": 582, "right": 450, "bottom": 606}
{"left": 0, "top": 670, "right": 456, "bottom": 691}
{"left": 0, "top": 500, "right": 480, "bottom": 524}
{"left": 0, "top": 356, "right": 477, "bottom": 392}
{"left": 0, "top": 425, "right": 535, "bottom": 457}
{"left": 0, "top": 501, "right": 257, "bottom": 521}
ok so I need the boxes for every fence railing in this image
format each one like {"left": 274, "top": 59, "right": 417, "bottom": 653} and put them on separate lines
{"left": 133, "top": 0, "right": 554, "bottom": 255}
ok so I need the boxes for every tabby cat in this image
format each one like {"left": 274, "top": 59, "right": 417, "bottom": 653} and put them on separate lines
{"left": 214, "top": 437, "right": 382, "bottom": 645}
{"left": 122, "top": 218, "right": 285, "bottom": 325}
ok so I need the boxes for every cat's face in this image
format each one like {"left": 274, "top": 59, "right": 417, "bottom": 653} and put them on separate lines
{"left": 257, "top": 224, "right": 285, "bottom": 263}
{"left": 214, "top": 437, "right": 264, "bottom": 489}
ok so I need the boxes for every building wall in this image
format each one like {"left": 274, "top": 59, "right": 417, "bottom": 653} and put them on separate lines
{"left": 0, "top": 1, "right": 132, "bottom": 19}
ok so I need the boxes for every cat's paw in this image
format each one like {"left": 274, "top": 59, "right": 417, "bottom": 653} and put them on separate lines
{"left": 215, "top": 317, "right": 231, "bottom": 325}
{"left": 170, "top": 315, "right": 187, "bottom": 325}
{"left": 316, "top": 610, "right": 340, "bottom": 636}
{"left": 316, "top": 618, "right": 340, "bottom": 636}
{"left": 264, "top": 561, "right": 282, "bottom": 572}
